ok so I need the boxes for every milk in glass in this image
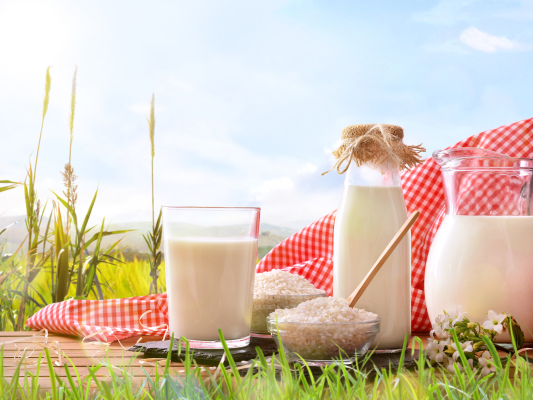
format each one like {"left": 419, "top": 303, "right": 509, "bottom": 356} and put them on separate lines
{"left": 165, "top": 237, "right": 257, "bottom": 341}
{"left": 426, "top": 215, "right": 533, "bottom": 341}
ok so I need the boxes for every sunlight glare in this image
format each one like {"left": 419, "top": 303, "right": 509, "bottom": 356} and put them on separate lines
{"left": 0, "top": 0, "right": 71, "bottom": 79}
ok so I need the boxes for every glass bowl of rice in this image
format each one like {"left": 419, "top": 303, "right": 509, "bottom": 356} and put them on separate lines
{"left": 266, "top": 297, "right": 380, "bottom": 363}
{"left": 251, "top": 270, "right": 327, "bottom": 334}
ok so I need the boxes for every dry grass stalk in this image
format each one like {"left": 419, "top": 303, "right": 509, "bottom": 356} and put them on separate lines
{"left": 144, "top": 93, "right": 162, "bottom": 295}
{"left": 61, "top": 163, "right": 78, "bottom": 207}
{"left": 34, "top": 67, "right": 52, "bottom": 178}
{"left": 68, "top": 65, "right": 77, "bottom": 166}
{"left": 148, "top": 93, "right": 155, "bottom": 229}
{"left": 64, "top": 65, "right": 78, "bottom": 234}
{"left": 16, "top": 67, "right": 52, "bottom": 330}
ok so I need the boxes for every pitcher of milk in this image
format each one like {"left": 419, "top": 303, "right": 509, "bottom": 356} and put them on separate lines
{"left": 324, "top": 124, "right": 425, "bottom": 349}
{"left": 425, "top": 148, "right": 533, "bottom": 341}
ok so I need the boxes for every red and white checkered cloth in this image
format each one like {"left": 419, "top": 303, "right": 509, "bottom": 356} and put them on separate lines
{"left": 27, "top": 117, "right": 533, "bottom": 339}
{"left": 27, "top": 294, "right": 169, "bottom": 342}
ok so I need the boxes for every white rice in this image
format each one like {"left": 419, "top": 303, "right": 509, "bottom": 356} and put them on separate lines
{"left": 251, "top": 270, "right": 326, "bottom": 333}
{"left": 254, "top": 269, "right": 325, "bottom": 296}
{"left": 268, "top": 297, "right": 379, "bottom": 360}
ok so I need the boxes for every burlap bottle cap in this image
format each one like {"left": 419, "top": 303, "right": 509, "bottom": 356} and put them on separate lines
{"left": 323, "top": 123, "right": 425, "bottom": 175}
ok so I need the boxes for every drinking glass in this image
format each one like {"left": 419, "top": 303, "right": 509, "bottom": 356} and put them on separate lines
{"left": 162, "top": 206, "right": 260, "bottom": 349}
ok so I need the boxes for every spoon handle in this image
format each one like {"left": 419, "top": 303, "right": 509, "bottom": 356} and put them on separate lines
{"left": 347, "top": 210, "right": 420, "bottom": 308}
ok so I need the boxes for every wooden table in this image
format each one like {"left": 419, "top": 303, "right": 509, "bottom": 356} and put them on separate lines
{"left": 0, "top": 331, "right": 214, "bottom": 392}
{"left": 0, "top": 331, "right": 434, "bottom": 392}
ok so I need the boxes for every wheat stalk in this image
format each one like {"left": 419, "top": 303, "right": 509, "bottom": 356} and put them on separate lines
{"left": 68, "top": 65, "right": 77, "bottom": 166}
{"left": 34, "top": 67, "right": 52, "bottom": 179}
{"left": 145, "top": 93, "right": 162, "bottom": 294}
{"left": 148, "top": 93, "right": 155, "bottom": 229}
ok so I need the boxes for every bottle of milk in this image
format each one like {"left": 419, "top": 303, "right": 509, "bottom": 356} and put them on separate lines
{"left": 325, "top": 124, "right": 424, "bottom": 350}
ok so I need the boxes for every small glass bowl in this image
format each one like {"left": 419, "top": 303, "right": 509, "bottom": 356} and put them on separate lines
{"left": 251, "top": 292, "right": 327, "bottom": 334}
{"left": 266, "top": 317, "right": 381, "bottom": 364}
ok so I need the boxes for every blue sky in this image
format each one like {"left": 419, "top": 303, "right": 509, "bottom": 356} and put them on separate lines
{"left": 1, "top": 0, "right": 532, "bottom": 226}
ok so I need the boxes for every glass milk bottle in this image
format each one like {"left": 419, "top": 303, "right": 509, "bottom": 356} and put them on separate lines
{"left": 326, "top": 123, "right": 423, "bottom": 350}
{"left": 334, "top": 159, "right": 411, "bottom": 349}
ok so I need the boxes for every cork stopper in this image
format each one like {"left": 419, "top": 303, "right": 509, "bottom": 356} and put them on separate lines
{"left": 323, "top": 123, "right": 425, "bottom": 175}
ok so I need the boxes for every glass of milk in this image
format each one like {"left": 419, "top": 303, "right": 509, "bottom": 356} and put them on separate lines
{"left": 426, "top": 149, "right": 533, "bottom": 342}
{"left": 162, "top": 206, "right": 260, "bottom": 349}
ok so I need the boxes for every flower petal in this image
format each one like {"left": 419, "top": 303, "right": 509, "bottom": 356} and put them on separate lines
{"left": 483, "top": 321, "right": 494, "bottom": 330}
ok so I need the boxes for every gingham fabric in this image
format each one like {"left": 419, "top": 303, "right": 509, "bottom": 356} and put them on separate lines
{"left": 27, "top": 294, "right": 169, "bottom": 342}
{"left": 455, "top": 171, "right": 529, "bottom": 216}
{"left": 258, "top": 117, "right": 533, "bottom": 332}
{"left": 26, "top": 117, "right": 533, "bottom": 339}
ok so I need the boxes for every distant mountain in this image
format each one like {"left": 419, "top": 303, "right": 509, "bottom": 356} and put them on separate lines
{"left": 275, "top": 220, "right": 315, "bottom": 231}
{"left": 0, "top": 216, "right": 298, "bottom": 257}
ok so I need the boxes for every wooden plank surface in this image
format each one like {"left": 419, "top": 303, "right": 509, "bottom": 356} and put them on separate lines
{"left": 0, "top": 331, "right": 208, "bottom": 391}
{"left": 0, "top": 331, "right": 433, "bottom": 391}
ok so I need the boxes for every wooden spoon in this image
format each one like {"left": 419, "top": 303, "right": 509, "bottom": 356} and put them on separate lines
{"left": 347, "top": 210, "right": 420, "bottom": 308}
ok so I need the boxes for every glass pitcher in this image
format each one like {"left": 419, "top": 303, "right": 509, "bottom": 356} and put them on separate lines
{"left": 425, "top": 148, "right": 533, "bottom": 341}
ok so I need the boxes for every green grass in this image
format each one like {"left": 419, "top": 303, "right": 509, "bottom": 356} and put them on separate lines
{"left": 1, "top": 334, "right": 533, "bottom": 399}
{"left": 97, "top": 257, "right": 166, "bottom": 299}
{"left": 27, "top": 257, "right": 167, "bottom": 304}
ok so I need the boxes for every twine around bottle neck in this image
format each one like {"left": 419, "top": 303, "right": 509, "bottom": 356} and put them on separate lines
{"left": 322, "top": 124, "right": 425, "bottom": 176}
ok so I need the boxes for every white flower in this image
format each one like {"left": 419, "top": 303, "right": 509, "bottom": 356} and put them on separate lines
{"left": 431, "top": 312, "right": 452, "bottom": 339}
{"left": 430, "top": 326, "right": 449, "bottom": 340}
{"left": 427, "top": 338, "right": 447, "bottom": 363}
{"left": 445, "top": 357, "right": 475, "bottom": 373}
{"left": 483, "top": 310, "right": 506, "bottom": 334}
{"left": 447, "top": 361, "right": 462, "bottom": 373}
{"left": 478, "top": 350, "right": 496, "bottom": 376}
{"left": 435, "top": 313, "right": 448, "bottom": 325}
{"left": 451, "top": 341, "right": 473, "bottom": 361}
{"left": 448, "top": 305, "right": 467, "bottom": 326}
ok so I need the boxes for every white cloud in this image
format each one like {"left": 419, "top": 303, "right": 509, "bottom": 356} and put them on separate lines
{"left": 460, "top": 27, "right": 530, "bottom": 53}
{"left": 296, "top": 163, "right": 317, "bottom": 176}
{"left": 251, "top": 177, "right": 295, "bottom": 203}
